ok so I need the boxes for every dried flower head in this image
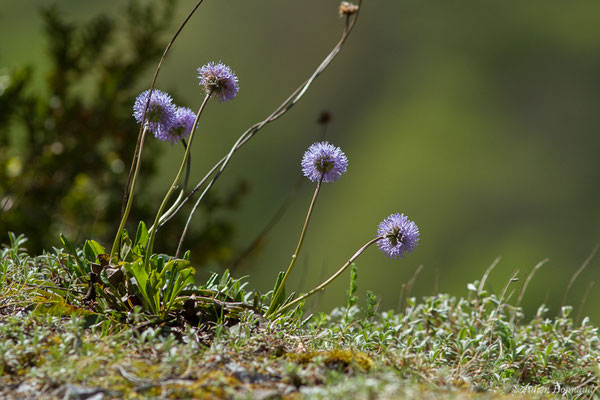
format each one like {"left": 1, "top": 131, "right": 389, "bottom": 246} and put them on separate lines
{"left": 377, "top": 213, "right": 420, "bottom": 259}
{"left": 301, "top": 141, "right": 348, "bottom": 183}
{"left": 197, "top": 62, "right": 239, "bottom": 102}
{"left": 339, "top": 1, "right": 359, "bottom": 16}
{"left": 159, "top": 107, "right": 195, "bottom": 145}
{"left": 133, "top": 89, "right": 176, "bottom": 138}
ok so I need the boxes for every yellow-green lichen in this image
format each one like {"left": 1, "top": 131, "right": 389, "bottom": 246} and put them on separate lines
{"left": 289, "top": 349, "right": 374, "bottom": 372}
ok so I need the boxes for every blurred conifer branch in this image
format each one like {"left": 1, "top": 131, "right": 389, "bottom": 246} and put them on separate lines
{"left": 0, "top": 0, "right": 243, "bottom": 265}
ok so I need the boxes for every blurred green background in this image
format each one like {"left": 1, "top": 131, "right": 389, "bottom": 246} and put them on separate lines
{"left": 2, "top": 1, "right": 599, "bottom": 321}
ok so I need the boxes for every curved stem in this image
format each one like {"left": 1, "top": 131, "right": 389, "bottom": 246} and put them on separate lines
{"left": 157, "top": 2, "right": 362, "bottom": 231}
{"left": 271, "top": 235, "right": 383, "bottom": 318}
{"left": 111, "top": 125, "right": 149, "bottom": 258}
{"left": 265, "top": 178, "right": 323, "bottom": 317}
{"left": 229, "top": 120, "right": 330, "bottom": 270}
{"left": 181, "top": 138, "right": 192, "bottom": 193}
{"left": 149, "top": 139, "right": 192, "bottom": 234}
{"left": 174, "top": 121, "right": 249, "bottom": 256}
{"left": 115, "top": 0, "right": 206, "bottom": 258}
{"left": 144, "top": 93, "right": 211, "bottom": 267}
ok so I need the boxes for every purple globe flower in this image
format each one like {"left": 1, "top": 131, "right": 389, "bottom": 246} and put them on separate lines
{"left": 301, "top": 141, "right": 348, "bottom": 183}
{"left": 376, "top": 213, "right": 420, "bottom": 259}
{"left": 197, "top": 62, "right": 239, "bottom": 102}
{"left": 133, "top": 89, "right": 176, "bottom": 138}
{"left": 159, "top": 107, "right": 196, "bottom": 145}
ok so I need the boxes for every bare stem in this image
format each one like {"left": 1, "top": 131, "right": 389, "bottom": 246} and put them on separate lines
{"left": 265, "top": 178, "right": 323, "bottom": 317}
{"left": 212, "top": 117, "right": 330, "bottom": 270}
{"left": 111, "top": 125, "right": 149, "bottom": 258}
{"left": 510, "top": 258, "right": 548, "bottom": 325}
{"left": 114, "top": 0, "right": 206, "bottom": 258}
{"left": 561, "top": 244, "right": 599, "bottom": 308}
{"left": 271, "top": 235, "right": 383, "bottom": 318}
{"left": 144, "top": 93, "right": 211, "bottom": 267}
{"left": 149, "top": 139, "right": 192, "bottom": 234}
{"left": 157, "top": 3, "right": 363, "bottom": 232}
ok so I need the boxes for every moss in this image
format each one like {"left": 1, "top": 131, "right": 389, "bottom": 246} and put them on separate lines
{"left": 196, "top": 369, "right": 242, "bottom": 397}
{"left": 85, "top": 369, "right": 242, "bottom": 399}
{"left": 289, "top": 349, "right": 374, "bottom": 372}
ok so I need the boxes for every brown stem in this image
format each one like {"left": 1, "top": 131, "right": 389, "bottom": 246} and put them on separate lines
{"left": 157, "top": 2, "right": 363, "bottom": 231}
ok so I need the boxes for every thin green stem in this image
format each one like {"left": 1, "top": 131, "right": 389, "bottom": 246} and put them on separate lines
{"left": 114, "top": 0, "right": 206, "bottom": 259}
{"left": 271, "top": 235, "right": 383, "bottom": 318}
{"left": 230, "top": 115, "right": 331, "bottom": 270}
{"left": 149, "top": 139, "right": 192, "bottom": 235}
{"left": 111, "top": 125, "right": 149, "bottom": 259}
{"left": 265, "top": 177, "right": 323, "bottom": 317}
{"left": 144, "top": 93, "right": 211, "bottom": 267}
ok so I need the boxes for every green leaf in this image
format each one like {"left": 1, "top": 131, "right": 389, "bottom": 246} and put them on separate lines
{"left": 33, "top": 293, "right": 96, "bottom": 317}
{"left": 120, "top": 241, "right": 132, "bottom": 261}
{"left": 545, "top": 342, "right": 554, "bottom": 359}
{"left": 60, "top": 234, "right": 85, "bottom": 276}
{"left": 220, "top": 269, "right": 231, "bottom": 287}
{"left": 83, "top": 240, "right": 105, "bottom": 262}
{"left": 134, "top": 221, "right": 149, "bottom": 249}
{"left": 366, "top": 290, "right": 378, "bottom": 319}
{"left": 282, "top": 292, "right": 296, "bottom": 307}
{"left": 149, "top": 253, "right": 168, "bottom": 274}
{"left": 346, "top": 262, "right": 358, "bottom": 310}
{"left": 124, "top": 259, "right": 155, "bottom": 314}
{"left": 206, "top": 272, "right": 219, "bottom": 288}
{"left": 270, "top": 271, "right": 286, "bottom": 310}
{"left": 160, "top": 259, "right": 195, "bottom": 317}
{"left": 253, "top": 291, "right": 260, "bottom": 309}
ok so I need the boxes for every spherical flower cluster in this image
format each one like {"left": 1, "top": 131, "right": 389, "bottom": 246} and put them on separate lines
{"left": 197, "top": 62, "right": 239, "bottom": 102}
{"left": 133, "top": 90, "right": 198, "bottom": 145}
{"left": 376, "top": 213, "right": 419, "bottom": 259}
{"left": 162, "top": 107, "right": 196, "bottom": 145}
{"left": 301, "top": 141, "right": 348, "bottom": 183}
{"left": 133, "top": 89, "right": 176, "bottom": 138}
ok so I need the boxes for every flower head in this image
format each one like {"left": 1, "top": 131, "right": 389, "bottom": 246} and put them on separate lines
{"left": 376, "top": 213, "right": 419, "bottom": 259}
{"left": 339, "top": 1, "right": 359, "bottom": 16}
{"left": 197, "top": 62, "right": 239, "bottom": 102}
{"left": 301, "top": 141, "right": 348, "bottom": 183}
{"left": 133, "top": 89, "right": 176, "bottom": 138}
{"left": 159, "top": 107, "right": 196, "bottom": 145}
